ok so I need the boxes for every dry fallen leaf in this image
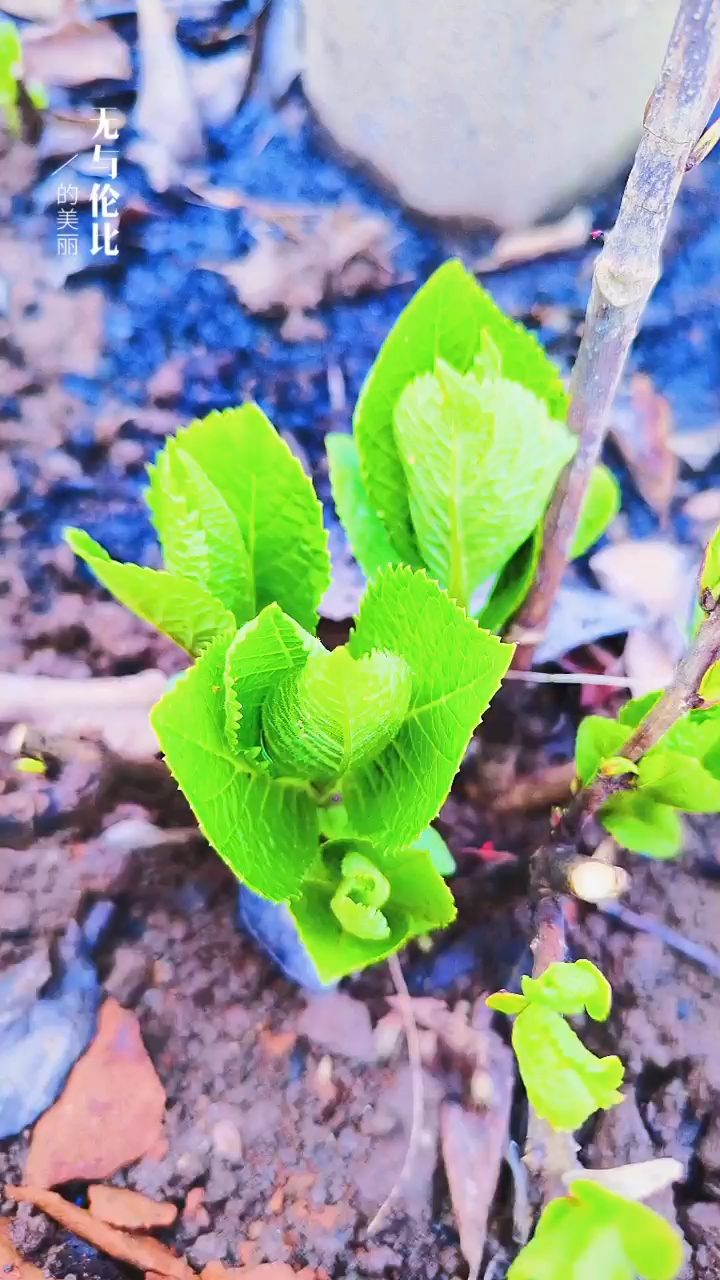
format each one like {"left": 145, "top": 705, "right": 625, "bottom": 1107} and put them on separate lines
{"left": 561, "top": 1158, "right": 683, "bottom": 1201}
{"left": 25, "top": 998, "right": 167, "bottom": 1187}
{"left": 133, "top": 0, "right": 204, "bottom": 190}
{"left": 207, "top": 205, "right": 394, "bottom": 330}
{"left": 0, "top": 1219, "right": 43, "bottom": 1280}
{"left": 0, "top": 670, "right": 166, "bottom": 759}
{"left": 610, "top": 374, "right": 677, "bottom": 522}
{"left": 88, "top": 1185, "right": 178, "bottom": 1232}
{"left": 23, "top": 20, "right": 131, "bottom": 87}
{"left": 474, "top": 205, "right": 592, "bottom": 273}
{"left": 4, "top": 1187, "right": 192, "bottom": 1280}
{"left": 590, "top": 540, "right": 689, "bottom": 619}
{"left": 670, "top": 424, "right": 720, "bottom": 471}
{"left": 623, "top": 628, "right": 676, "bottom": 698}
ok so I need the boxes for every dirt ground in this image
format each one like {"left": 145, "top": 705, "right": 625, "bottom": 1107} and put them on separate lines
{"left": 3, "top": 37, "right": 720, "bottom": 1275}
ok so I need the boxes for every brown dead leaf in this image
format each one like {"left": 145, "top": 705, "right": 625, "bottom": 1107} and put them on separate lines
{"left": 0, "top": 1220, "right": 43, "bottom": 1280}
{"left": 670, "top": 424, "right": 720, "bottom": 471}
{"left": 590, "top": 540, "right": 688, "bottom": 619}
{"left": 23, "top": 20, "right": 131, "bottom": 87}
{"left": 88, "top": 1185, "right": 178, "bottom": 1232}
{"left": 208, "top": 205, "right": 394, "bottom": 323}
{"left": 25, "top": 998, "right": 166, "bottom": 1187}
{"left": 474, "top": 205, "right": 592, "bottom": 273}
{"left": 0, "top": 670, "right": 166, "bottom": 759}
{"left": 610, "top": 375, "right": 677, "bottom": 522}
{"left": 441, "top": 1091, "right": 512, "bottom": 1277}
{"left": 4, "top": 1188, "right": 192, "bottom": 1280}
{"left": 623, "top": 629, "right": 676, "bottom": 698}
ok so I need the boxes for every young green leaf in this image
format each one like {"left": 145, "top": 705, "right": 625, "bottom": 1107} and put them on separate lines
{"left": 150, "top": 634, "right": 319, "bottom": 902}
{"left": 520, "top": 958, "right": 612, "bottom": 1020}
{"left": 700, "top": 522, "right": 720, "bottom": 603}
{"left": 168, "top": 404, "right": 331, "bottom": 632}
{"left": 353, "top": 260, "right": 567, "bottom": 568}
{"left": 329, "top": 849, "right": 392, "bottom": 940}
{"left": 412, "top": 825, "right": 456, "bottom": 876}
{"left": 617, "top": 690, "right": 663, "bottom": 728}
{"left": 262, "top": 646, "right": 413, "bottom": 784}
{"left": 326, "top": 432, "right": 401, "bottom": 579}
{"left": 147, "top": 445, "right": 254, "bottom": 625}
{"left": 223, "top": 603, "right": 320, "bottom": 754}
{"left": 575, "top": 715, "right": 633, "bottom": 786}
{"left": 509, "top": 1179, "right": 684, "bottom": 1280}
{"left": 571, "top": 463, "right": 621, "bottom": 559}
{"left": 290, "top": 839, "right": 456, "bottom": 983}
{"left": 601, "top": 756, "right": 639, "bottom": 778}
{"left": 65, "top": 528, "right": 235, "bottom": 657}
{"left": 343, "top": 566, "right": 513, "bottom": 848}
{"left": 637, "top": 748, "right": 720, "bottom": 812}
{"left": 393, "top": 363, "right": 576, "bottom": 606}
{"left": 486, "top": 991, "right": 529, "bottom": 1016}
{"left": 512, "top": 1002, "right": 624, "bottom": 1131}
{"left": 700, "top": 659, "right": 720, "bottom": 704}
{"left": 0, "top": 21, "right": 22, "bottom": 135}
{"left": 477, "top": 527, "right": 542, "bottom": 633}
{"left": 600, "top": 791, "right": 683, "bottom": 859}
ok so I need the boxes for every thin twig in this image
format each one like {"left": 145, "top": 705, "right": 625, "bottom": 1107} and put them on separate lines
{"left": 505, "top": 671, "right": 632, "bottom": 688}
{"left": 367, "top": 954, "right": 424, "bottom": 1235}
{"left": 510, "top": 0, "right": 720, "bottom": 670}
{"left": 494, "top": 761, "right": 576, "bottom": 813}
{"left": 599, "top": 900, "right": 720, "bottom": 978}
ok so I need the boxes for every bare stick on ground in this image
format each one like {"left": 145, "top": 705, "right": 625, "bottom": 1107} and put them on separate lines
{"left": 510, "top": 0, "right": 720, "bottom": 670}
{"left": 367, "top": 954, "right": 424, "bottom": 1235}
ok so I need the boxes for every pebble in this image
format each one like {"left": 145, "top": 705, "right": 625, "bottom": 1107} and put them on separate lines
{"left": 211, "top": 1118, "right": 243, "bottom": 1162}
{"left": 297, "top": 991, "right": 376, "bottom": 1062}
{"left": 104, "top": 944, "right": 152, "bottom": 1004}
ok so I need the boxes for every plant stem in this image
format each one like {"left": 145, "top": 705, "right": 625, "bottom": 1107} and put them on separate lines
{"left": 565, "top": 598, "right": 720, "bottom": 838}
{"left": 510, "top": 0, "right": 720, "bottom": 671}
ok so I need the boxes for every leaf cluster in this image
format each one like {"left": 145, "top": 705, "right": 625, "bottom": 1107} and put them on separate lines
{"left": 488, "top": 960, "right": 624, "bottom": 1131}
{"left": 67, "top": 405, "right": 512, "bottom": 979}
{"left": 576, "top": 692, "right": 720, "bottom": 859}
{"left": 327, "top": 260, "right": 619, "bottom": 630}
{"left": 0, "top": 21, "right": 47, "bottom": 135}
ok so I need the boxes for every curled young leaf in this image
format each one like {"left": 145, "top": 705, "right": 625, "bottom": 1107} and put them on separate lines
{"left": 699, "top": 659, "right": 720, "bottom": 705}
{"left": 223, "top": 604, "right": 320, "bottom": 755}
{"left": 512, "top": 1003, "right": 624, "bottom": 1131}
{"left": 262, "top": 646, "right": 413, "bottom": 784}
{"left": 520, "top": 958, "right": 612, "bottom": 1020}
{"left": 600, "top": 756, "right": 639, "bottom": 779}
{"left": 329, "top": 850, "right": 391, "bottom": 940}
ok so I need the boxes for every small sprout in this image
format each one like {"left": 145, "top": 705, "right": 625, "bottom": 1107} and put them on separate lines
{"left": 699, "top": 659, "right": 720, "bottom": 705}
{"left": 13, "top": 756, "right": 46, "bottom": 775}
{"left": 330, "top": 851, "right": 391, "bottom": 941}
{"left": 599, "top": 755, "right": 638, "bottom": 778}
{"left": 699, "top": 522, "right": 720, "bottom": 609}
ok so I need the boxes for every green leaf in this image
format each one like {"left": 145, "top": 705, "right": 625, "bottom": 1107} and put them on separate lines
{"left": 571, "top": 464, "right": 621, "bottom": 559}
{"left": 262, "top": 646, "right": 413, "bottom": 784}
{"left": 223, "top": 603, "right": 320, "bottom": 754}
{"left": 168, "top": 404, "right": 330, "bottom": 632}
{"left": 638, "top": 748, "right": 720, "bottom": 812}
{"left": 700, "top": 522, "right": 720, "bottom": 601}
{"left": 575, "top": 716, "right": 633, "bottom": 786}
{"left": 570, "top": 1181, "right": 685, "bottom": 1280}
{"left": 393, "top": 362, "right": 576, "bottom": 606}
{"left": 353, "top": 260, "right": 567, "bottom": 568}
{"left": 521, "top": 958, "right": 612, "bottom": 1020}
{"left": 290, "top": 839, "right": 456, "bottom": 982}
{"left": 618, "top": 690, "right": 663, "bottom": 728}
{"left": 326, "top": 432, "right": 401, "bottom": 579}
{"left": 601, "top": 756, "right": 639, "bottom": 778}
{"left": 412, "top": 825, "right": 456, "bottom": 876}
{"left": 512, "top": 1002, "right": 624, "bottom": 1131}
{"left": 147, "top": 445, "right": 254, "bottom": 625}
{"left": 600, "top": 791, "right": 683, "bottom": 859}
{"left": 486, "top": 991, "right": 529, "bottom": 1015}
{"left": 343, "top": 566, "right": 513, "bottom": 848}
{"left": 477, "top": 527, "right": 542, "bottom": 634}
{"left": 0, "top": 22, "right": 22, "bottom": 135}
{"left": 65, "top": 528, "right": 235, "bottom": 657}
{"left": 472, "top": 329, "right": 503, "bottom": 380}
{"left": 509, "top": 1182, "right": 684, "bottom": 1280}
{"left": 329, "top": 849, "right": 392, "bottom": 940}
{"left": 661, "top": 704, "right": 720, "bottom": 767}
{"left": 700, "top": 660, "right": 720, "bottom": 704}
{"left": 150, "top": 634, "right": 319, "bottom": 902}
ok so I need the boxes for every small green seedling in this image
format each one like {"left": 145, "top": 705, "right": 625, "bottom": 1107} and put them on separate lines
{"left": 575, "top": 689, "right": 720, "bottom": 859}
{"left": 66, "top": 404, "right": 513, "bottom": 981}
{"left": 488, "top": 960, "right": 624, "bottom": 1131}
{"left": 509, "top": 1177, "right": 684, "bottom": 1280}
{"left": 327, "top": 260, "right": 619, "bottom": 631}
{"left": 0, "top": 21, "right": 47, "bottom": 135}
